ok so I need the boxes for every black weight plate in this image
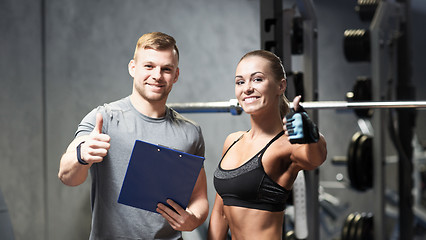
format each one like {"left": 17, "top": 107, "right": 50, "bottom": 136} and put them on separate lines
{"left": 349, "top": 212, "right": 362, "bottom": 240}
{"left": 352, "top": 77, "right": 373, "bottom": 118}
{"left": 362, "top": 135, "right": 373, "bottom": 189}
{"left": 348, "top": 132, "right": 363, "bottom": 190}
{"left": 362, "top": 213, "right": 374, "bottom": 240}
{"left": 355, "top": 135, "right": 373, "bottom": 191}
{"left": 355, "top": 212, "right": 367, "bottom": 240}
{"left": 342, "top": 212, "right": 356, "bottom": 240}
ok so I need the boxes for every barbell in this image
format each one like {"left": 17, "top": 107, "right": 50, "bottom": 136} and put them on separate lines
{"left": 167, "top": 99, "right": 426, "bottom": 115}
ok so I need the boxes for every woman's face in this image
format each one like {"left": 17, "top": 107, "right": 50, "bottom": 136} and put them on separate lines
{"left": 234, "top": 56, "right": 284, "bottom": 116}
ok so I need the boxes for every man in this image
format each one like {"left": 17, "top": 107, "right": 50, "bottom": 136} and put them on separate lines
{"left": 58, "top": 32, "right": 208, "bottom": 239}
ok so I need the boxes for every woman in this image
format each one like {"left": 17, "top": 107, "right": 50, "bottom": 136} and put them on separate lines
{"left": 208, "top": 50, "right": 327, "bottom": 240}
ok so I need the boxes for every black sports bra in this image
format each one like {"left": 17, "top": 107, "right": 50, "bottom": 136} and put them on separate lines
{"left": 213, "top": 131, "right": 291, "bottom": 212}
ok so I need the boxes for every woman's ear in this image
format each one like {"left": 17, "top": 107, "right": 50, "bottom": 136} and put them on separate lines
{"left": 279, "top": 78, "right": 287, "bottom": 93}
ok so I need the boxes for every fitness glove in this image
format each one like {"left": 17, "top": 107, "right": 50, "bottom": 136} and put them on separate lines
{"left": 285, "top": 106, "right": 319, "bottom": 144}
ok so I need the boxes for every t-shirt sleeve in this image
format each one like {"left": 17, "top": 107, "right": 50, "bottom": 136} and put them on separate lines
{"left": 75, "top": 106, "right": 107, "bottom": 138}
{"left": 194, "top": 125, "right": 206, "bottom": 158}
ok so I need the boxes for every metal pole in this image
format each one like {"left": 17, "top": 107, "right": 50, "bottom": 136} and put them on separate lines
{"left": 167, "top": 100, "right": 426, "bottom": 114}
{"left": 370, "top": 2, "right": 402, "bottom": 239}
{"left": 296, "top": 1, "right": 319, "bottom": 238}
{"left": 299, "top": 101, "right": 426, "bottom": 109}
{"left": 395, "top": 0, "right": 415, "bottom": 238}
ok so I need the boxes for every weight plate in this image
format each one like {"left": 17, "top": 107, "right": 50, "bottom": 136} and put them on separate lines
{"left": 355, "top": 212, "right": 367, "bottom": 240}
{"left": 355, "top": 134, "right": 373, "bottom": 190}
{"left": 362, "top": 213, "right": 374, "bottom": 240}
{"left": 348, "top": 132, "right": 363, "bottom": 190}
{"left": 362, "top": 135, "right": 373, "bottom": 189}
{"left": 352, "top": 77, "right": 373, "bottom": 118}
{"left": 349, "top": 213, "right": 362, "bottom": 240}
{"left": 342, "top": 212, "right": 356, "bottom": 240}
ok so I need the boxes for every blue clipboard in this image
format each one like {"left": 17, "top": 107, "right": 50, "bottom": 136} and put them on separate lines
{"left": 118, "top": 140, "right": 205, "bottom": 213}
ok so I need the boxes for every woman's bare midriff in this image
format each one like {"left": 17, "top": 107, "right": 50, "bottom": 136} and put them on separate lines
{"left": 224, "top": 205, "right": 284, "bottom": 240}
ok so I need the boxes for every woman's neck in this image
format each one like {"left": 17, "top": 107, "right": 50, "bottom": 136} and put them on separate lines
{"left": 248, "top": 113, "right": 284, "bottom": 139}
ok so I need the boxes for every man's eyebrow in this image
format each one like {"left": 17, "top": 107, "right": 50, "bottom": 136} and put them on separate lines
{"left": 142, "top": 61, "right": 176, "bottom": 68}
{"left": 163, "top": 63, "right": 176, "bottom": 68}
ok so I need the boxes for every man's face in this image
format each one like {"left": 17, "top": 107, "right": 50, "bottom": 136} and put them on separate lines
{"left": 128, "top": 48, "right": 179, "bottom": 103}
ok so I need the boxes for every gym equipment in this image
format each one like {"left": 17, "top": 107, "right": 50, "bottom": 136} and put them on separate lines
{"left": 355, "top": 0, "right": 380, "bottom": 22}
{"left": 347, "top": 132, "right": 373, "bottom": 191}
{"left": 341, "top": 212, "right": 374, "bottom": 240}
{"left": 343, "top": 29, "right": 371, "bottom": 62}
{"left": 346, "top": 77, "right": 373, "bottom": 118}
{"left": 167, "top": 100, "right": 426, "bottom": 114}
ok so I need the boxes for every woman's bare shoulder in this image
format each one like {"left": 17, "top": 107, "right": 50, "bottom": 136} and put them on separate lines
{"left": 222, "top": 131, "right": 247, "bottom": 150}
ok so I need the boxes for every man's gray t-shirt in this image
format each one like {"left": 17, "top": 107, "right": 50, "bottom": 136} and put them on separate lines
{"left": 75, "top": 96, "right": 205, "bottom": 240}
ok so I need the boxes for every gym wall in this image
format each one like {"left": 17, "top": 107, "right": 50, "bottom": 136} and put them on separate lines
{"left": 1, "top": 0, "right": 425, "bottom": 240}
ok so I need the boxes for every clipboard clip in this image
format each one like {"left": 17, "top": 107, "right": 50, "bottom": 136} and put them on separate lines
{"left": 156, "top": 144, "right": 184, "bottom": 157}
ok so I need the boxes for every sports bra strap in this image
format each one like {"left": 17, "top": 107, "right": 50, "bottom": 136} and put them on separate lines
{"left": 221, "top": 131, "right": 246, "bottom": 159}
{"left": 264, "top": 130, "right": 285, "bottom": 150}
{"left": 221, "top": 130, "right": 285, "bottom": 159}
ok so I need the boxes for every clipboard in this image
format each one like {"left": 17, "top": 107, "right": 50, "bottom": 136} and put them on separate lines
{"left": 118, "top": 140, "right": 205, "bottom": 213}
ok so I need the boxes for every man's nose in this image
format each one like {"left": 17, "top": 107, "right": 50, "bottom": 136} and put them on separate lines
{"left": 152, "top": 67, "right": 161, "bottom": 80}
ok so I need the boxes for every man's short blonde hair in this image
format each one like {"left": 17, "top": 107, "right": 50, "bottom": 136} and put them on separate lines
{"left": 133, "top": 32, "right": 179, "bottom": 61}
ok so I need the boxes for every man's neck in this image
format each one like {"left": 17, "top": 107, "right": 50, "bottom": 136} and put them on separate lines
{"left": 129, "top": 94, "right": 167, "bottom": 118}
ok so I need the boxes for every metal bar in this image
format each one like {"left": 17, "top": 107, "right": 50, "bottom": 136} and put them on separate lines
{"left": 396, "top": 0, "right": 415, "bottom": 237}
{"left": 299, "top": 101, "right": 426, "bottom": 109}
{"left": 167, "top": 99, "right": 243, "bottom": 115}
{"left": 168, "top": 100, "right": 426, "bottom": 114}
{"left": 370, "top": 2, "right": 401, "bottom": 239}
{"left": 296, "top": 0, "right": 319, "bottom": 239}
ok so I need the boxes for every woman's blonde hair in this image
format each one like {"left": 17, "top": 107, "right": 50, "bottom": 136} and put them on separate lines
{"left": 239, "top": 50, "right": 290, "bottom": 118}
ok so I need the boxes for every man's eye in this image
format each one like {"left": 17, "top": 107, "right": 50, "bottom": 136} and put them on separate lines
{"left": 144, "top": 65, "right": 153, "bottom": 69}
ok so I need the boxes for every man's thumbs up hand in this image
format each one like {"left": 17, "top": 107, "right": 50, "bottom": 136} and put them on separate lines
{"left": 92, "top": 112, "right": 104, "bottom": 134}
{"left": 79, "top": 113, "right": 111, "bottom": 164}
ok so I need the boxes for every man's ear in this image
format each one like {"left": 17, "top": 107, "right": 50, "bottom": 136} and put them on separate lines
{"left": 173, "top": 67, "right": 180, "bottom": 83}
{"left": 128, "top": 59, "right": 136, "bottom": 78}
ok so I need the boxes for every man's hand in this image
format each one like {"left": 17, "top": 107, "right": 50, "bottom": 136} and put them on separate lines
{"left": 156, "top": 199, "right": 200, "bottom": 231}
{"left": 80, "top": 113, "right": 111, "bottom": 164}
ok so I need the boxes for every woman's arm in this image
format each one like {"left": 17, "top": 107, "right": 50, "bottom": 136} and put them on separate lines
{"left": 284, "top": 96, "right": 327, "bottom": 170}
{"left": 290, "top": 134, "right": 327, "bottom": 170}
{"left": 208, "top": 194, "right": 229, "bottom": 240}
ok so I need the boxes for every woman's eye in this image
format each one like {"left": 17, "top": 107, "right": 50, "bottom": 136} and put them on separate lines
{"left": 253, "top": 77, "right": 263, "bottom": 82}
{"left": 236, "top": 80, "right": 245, "bottom": 85}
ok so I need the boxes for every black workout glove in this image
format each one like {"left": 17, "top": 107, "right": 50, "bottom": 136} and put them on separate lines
{"left": 285, "top": 105, "right": 319, "bottom": 144}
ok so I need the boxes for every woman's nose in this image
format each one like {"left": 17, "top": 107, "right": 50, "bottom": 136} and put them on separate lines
{"left": 244, "top": 82, "right": 254, "bottom": 94}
